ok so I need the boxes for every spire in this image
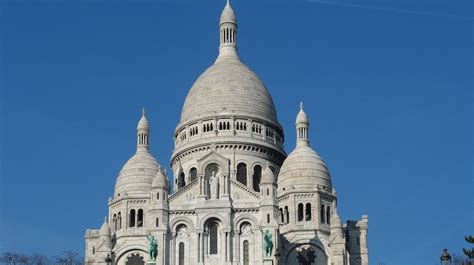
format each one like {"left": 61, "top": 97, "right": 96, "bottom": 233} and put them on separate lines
{"left": 295, "top": 102, "right": 309, "bottom": 146}
{"left": 217, "top": 0, "right": 238, "bottom": 61}
{"left": 136, "top": 108, "right": 150, "bottom": 152}
{"left": 261, "top": 162, "right": 275, "bottom": 184}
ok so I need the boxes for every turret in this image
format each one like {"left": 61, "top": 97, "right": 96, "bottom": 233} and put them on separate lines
{"left": 259, "top": 163, "right": 279, "bottom": 263}
{"left": 296, "top": 102, "right": 309, "bottom": 147}
{"left": 330, "top": 210, "right": 347, "bottom": 265}
{"left": 217, "top": 0, "right": 238, "bottom": 60}
{"left": 148, "top": 167, "right": 170, "bottom": 265}
{"left": 98, "top": 217, "right": 112, "bottom": 250}
{"left": 137, "top": 108, "right": 150, "bottom": 152}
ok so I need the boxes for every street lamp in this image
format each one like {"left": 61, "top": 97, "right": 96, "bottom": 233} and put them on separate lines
{"left": 105, "top": 253, "right": 113, "bottom": 265}
{"left": 274, "top": 249, "right": 281, "bottom": 265}
{"left": 440, "top": 249, "right": 452, "bottom": 265}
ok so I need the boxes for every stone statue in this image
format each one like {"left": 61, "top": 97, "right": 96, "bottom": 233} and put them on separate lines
{"left": 147, "top": 234, "right": 158, "bottom": 261}
{"left": 263, "top": 230, "right": 273, "bottom": 257}
{"left": 209, "top": 171, "right": 219, "bottom": 199}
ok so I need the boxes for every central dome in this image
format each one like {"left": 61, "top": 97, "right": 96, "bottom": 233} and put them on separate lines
{"left": 179, "top": 57, "right": 278, "bottom": 124}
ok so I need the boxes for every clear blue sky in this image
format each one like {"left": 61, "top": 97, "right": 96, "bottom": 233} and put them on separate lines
{"left": 1, "top": 0, "right": 472, "bottom": 264}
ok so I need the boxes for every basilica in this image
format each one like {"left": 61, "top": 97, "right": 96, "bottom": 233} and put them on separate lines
{"left": 84, "top": 1, "right": 369, "bottom": 265}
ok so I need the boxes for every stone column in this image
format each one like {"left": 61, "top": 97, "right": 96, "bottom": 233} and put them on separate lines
{"left": 226, "top": 232, "right": 231, "bottom": 263}
{"left": 221, "top": 231, "right": 226, "bottom": 262}
{"left": 197, "top": 232, "right": 201, "bottom": 263}
{"left": 199, "top": 232, "right": 205, "bottom": 263}
{"left": 220, "top": 174, "right": 225, "bottom": 197}
{"left": 170, "top": 233, "right": 175, "bottom": 265}
{"left": 234, "top": 231, "right": 240, "bottom": 264}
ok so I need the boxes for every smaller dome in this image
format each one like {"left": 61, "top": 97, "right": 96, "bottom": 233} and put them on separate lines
{"left": 114, "top": 152, "right": 160, "bottom": 196}
{"left": 261, "top": 163, "right": 275, "bottom": 184}
{"left": 220, "top": 1, "right": 236, "bottom": 24}
{"left": 277, "top": 145, "right": 332, "bottom": 190}
{"left": 152, "top": 168, "right": 170, "bottom": 190}
{"left": 296, "top": 103, "right": 308, "bottom": 124}
{"left": 99, "top": 218, "right": 111, "bottom": 237}
{"left": 137, "top": 108, "right": 149, "bottom": 130}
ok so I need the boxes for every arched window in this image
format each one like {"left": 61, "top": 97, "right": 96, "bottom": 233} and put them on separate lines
{"left": 237, "top": 163, "right": 247, "bottom": 185}
{"left": 190, "top": 167, "right": 197, "bottom": 181}
{"left": 320, "top": 204, "right": 325, "bottom": 224}
{"left": 243, "top": 240, "right": 249, "bottom": 265}
{"left": 156, "top": 218, "right": 159, "bottom": 227}
{"left": 285, "top": 206, "right": 289, "bottom": 224}
{"left": 178, "top": 242, "right": 185, "bottom": 265}
{"left": 113, "top": 214, "right": 117, "bottom": 230}
{"left": 117, "top": 212, "right": 122, "bottom": 230}
{"left": 178, "top": 172, "right": 186, "bottom": 189}
{"left": 306, "top": 203, "right": 312, "bottom": 221}
{"left": 298, "top": 203, "right": 304, "bottom": 221}
{"left": 326, "top": 206, "right": 331, "bottom": 225}
{"left": 209, "top": 222, "right": 218, "bottom": 255}
{"left": 267, "top": 214, "right": 270, "bottom": 223}
{"left": 252, "top": 165, "right": 262, "bottom": 192}
{"left": 129, "top": 209, "right": 136, "bottom": 227}
{"left": 279, "top": 208, "right": 284, "bottom": 223}
{"left": 156, "top": 192, "right": 160, "bottom": 200}
{"left": 92, "top": 246, "right": 95, "bottom": 255}
{"left": 137, "top": 209, "right": 143, "bottom": 227}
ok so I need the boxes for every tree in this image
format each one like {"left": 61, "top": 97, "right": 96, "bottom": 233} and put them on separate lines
{"left": 0, "top": 251, "right": 82, "bottom": 265}
{"left": 54, "top": 251, "right": 83, "bottom": 265}
{"left": 30, "top": 254, "right": 49, "bottom": 265}
{"left": 464, "top": 236, "right": 474, "bottom": 260}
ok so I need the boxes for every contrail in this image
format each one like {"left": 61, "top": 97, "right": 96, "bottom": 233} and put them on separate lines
{"left": 307, "top": 0, "right": 474, "bottom": 21}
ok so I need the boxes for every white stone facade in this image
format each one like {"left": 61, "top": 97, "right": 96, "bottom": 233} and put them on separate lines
{"left": 84, "top": 2, "right": 369, "bottom": 265}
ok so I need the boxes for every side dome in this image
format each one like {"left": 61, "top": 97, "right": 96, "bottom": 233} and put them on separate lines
{"left": 179, "top": 58, "right": 278, "bottom": 124}
{"left": 114, "top": 110, "right": 162, "bottom": 196}
{"left": 277, "top": 104, "right": 332, "bottom": 190}
{"left": 277, "top": 145, "right": 332, "bottom": 189}
{"left": 114, "top": 152, "right": 160, "bottom": 196}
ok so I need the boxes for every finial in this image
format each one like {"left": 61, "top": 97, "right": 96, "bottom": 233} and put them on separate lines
{"left": 300, "top": 101, "right": 304, "bottom": 111}
{"left": 104, "top": 216, "right": 107, "bottom": 223}
{"left": 142, "top": 107, "right": 146, "bottom": 117}
{"left": 226, "top": 0, "right": 230, "bottom": 6}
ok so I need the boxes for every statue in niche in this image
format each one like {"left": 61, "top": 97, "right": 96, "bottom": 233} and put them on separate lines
{"left": 209, "top": 171, "right": 219, "bottom": 199}
{"left": 263, "top": 230, "right": 273, "bottom": 257}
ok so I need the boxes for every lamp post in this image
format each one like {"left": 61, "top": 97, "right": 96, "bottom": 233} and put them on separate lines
{"left": 105, "top": 253, "right": 113, "bottom": 265}
{"left": 274, "top": 249, "right": 281, "bottom": 265}
{"left": 440, "top": 249, "right": 452, "bottom": 265}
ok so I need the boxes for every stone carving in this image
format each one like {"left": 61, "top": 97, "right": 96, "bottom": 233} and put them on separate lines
{"left": 209, "top": 171, "right": 219, "bottom": 199}
{"left": 147, "top": 234, "right": 158, "bottom": 261}
{"left": 186, "top": 193, "right": 194, "bottom": 201}
{"left": 263, "top": 230, "right": 273, "bottom": 257}
{"left": 177, "top": 226, "right": 187, "bottom": 238}
{"left": 241, "top": 224, "right": 252, "bottom": 236}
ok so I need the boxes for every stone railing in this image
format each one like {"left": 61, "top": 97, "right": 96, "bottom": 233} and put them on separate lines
{"left": 169, "top": 178, "right": 199, "bottom": 202}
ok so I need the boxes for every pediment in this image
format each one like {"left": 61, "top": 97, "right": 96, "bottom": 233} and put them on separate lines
{"left": 197, "top": 151, "right": 230, "bottom": 175}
